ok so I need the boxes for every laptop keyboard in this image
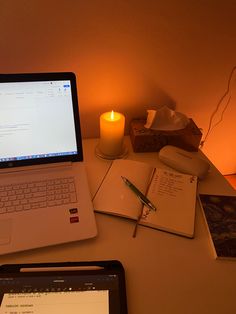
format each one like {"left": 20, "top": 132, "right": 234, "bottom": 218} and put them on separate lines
{"left": 0, "top": 177, "right": 77, "bottom": 214}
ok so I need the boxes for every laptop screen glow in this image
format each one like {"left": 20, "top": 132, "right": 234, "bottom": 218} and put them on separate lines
{"left": 1, "top": 290, "right": 109, "bottom": 314}
{"left": 0, "top": 80, "right": 77, "bottom": 162}
{"left": 0, "top": 272, "right": 123, "bottom": 314}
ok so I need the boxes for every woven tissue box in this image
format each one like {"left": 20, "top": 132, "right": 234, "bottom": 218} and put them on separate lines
{"left": 130, "top": 118, "right": 202, "bottom": 152}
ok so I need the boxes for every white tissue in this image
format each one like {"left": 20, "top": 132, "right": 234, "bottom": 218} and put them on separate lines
{"left": 144, "top": 106, "right": 189, "bottom": 131}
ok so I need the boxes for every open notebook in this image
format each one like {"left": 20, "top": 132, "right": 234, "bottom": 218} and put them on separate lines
{"left": 93, "top": 159, "right": 197, "bottom": 238}
{"left": 0, "top": 72, "right": 97, "bottom": 255}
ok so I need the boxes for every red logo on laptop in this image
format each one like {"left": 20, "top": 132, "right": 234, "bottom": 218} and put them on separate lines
{"left": 70, "top": 216, "right": 79, "bottom": 224}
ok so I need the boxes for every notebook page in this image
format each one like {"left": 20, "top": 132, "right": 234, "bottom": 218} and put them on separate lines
{"left": 143, "top": 169, "right": 197, "bottom": 237}
{"left": 93, "top": 159, "right": 154, "bottom": 219}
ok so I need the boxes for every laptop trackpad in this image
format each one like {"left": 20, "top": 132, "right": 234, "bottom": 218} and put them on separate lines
{"left": 0, "top": 219, "right": 12, "bottom": 245}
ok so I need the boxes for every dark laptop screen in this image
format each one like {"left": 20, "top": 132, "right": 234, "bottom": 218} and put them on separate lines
{"left": 0, "top": 72, "right": 83, "bottom": 168}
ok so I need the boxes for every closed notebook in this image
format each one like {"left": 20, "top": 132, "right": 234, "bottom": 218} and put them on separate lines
{"left": 199, "top": 194, "right": 236, "bottom": 260}
{"left": 93, "top": 159, "right": 197, "bottom": 238}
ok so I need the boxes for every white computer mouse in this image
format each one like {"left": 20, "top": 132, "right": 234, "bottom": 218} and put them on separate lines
{"left": 159, "top": 145, "right": 210, "bottom": 180}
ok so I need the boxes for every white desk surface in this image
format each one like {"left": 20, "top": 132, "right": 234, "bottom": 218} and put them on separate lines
{"left": 0, "top": 137, "right": 236, "bottom": 314}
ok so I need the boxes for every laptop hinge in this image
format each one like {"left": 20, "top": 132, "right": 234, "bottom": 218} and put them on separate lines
{"left": 0, "top": 162, "right": 73, "bottom": 174}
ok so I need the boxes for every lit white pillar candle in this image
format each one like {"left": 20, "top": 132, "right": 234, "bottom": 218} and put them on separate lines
{"left": 99, "top": 110, "right": 125, "bottom": 157}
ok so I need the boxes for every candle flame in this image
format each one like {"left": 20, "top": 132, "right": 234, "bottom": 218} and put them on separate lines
{"left": 110, "top": 110, "right": 115, "bottom": 120}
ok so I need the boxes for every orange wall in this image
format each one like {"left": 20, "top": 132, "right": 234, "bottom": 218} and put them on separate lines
{"left": 0, "top": 0, "right": 236, "bottom": 174}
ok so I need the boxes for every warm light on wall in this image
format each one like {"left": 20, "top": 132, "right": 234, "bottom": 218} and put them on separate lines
{"left": 200, "top": 66, "right": 236, "bottom": 174}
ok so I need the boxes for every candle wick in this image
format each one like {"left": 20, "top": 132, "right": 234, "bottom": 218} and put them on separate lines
{"left": 111, "top": 110, "right": 114, "bottom": 120}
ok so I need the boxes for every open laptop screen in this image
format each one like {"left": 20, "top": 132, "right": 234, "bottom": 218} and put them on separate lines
{"left": 0, "top": 72, "right": 83, "bottom": 169}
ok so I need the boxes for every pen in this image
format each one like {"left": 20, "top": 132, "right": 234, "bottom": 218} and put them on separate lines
{"left": 121, "top": 176, "right": 156, "bottom": 211}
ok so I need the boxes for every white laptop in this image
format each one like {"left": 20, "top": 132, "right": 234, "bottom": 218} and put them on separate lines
{"left": 0, "top": 72, "right": 97, "bottom": 255}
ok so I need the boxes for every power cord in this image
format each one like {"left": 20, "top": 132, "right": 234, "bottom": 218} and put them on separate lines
{"left": 200, "top": 65, "right": 236, "bottom": 149}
